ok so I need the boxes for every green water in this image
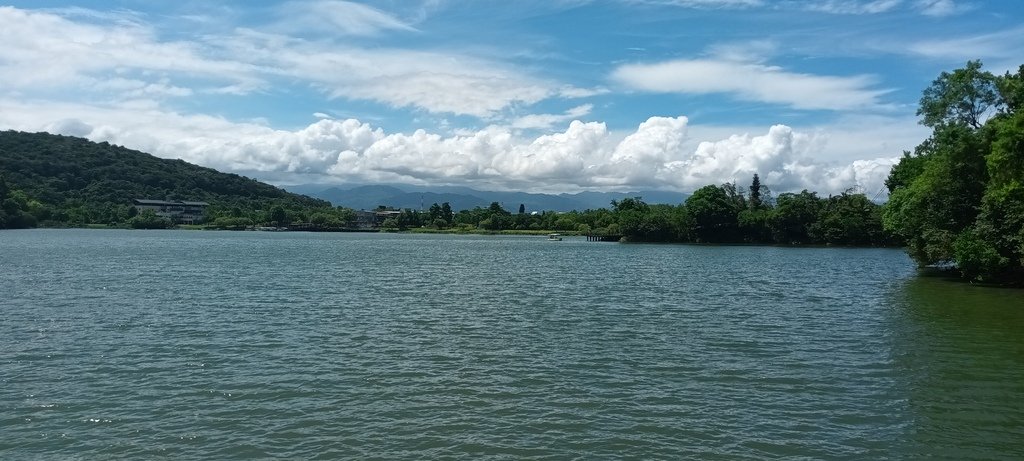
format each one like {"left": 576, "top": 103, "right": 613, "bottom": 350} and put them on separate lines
{"left": 1, "top": 229, "right": 1022, "bottom": 459}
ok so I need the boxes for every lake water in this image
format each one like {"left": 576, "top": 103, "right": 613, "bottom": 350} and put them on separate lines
{"left": 2, "top": 229, "right": 1023, "bottom": 459}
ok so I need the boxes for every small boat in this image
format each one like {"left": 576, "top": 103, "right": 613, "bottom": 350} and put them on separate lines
{"left": 547, "top": 233, "right": 563, "bottom": 241}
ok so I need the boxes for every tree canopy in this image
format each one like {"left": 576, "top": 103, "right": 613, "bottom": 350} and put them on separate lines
{"left": 885, "top": 61, "right": 1024, "bottom": 284}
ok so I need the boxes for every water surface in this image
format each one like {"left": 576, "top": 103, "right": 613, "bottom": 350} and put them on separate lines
{"left": 2, "top": 230, "right": 1022, "bottom": 459}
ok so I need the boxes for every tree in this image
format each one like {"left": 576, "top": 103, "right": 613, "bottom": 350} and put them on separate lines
{"left": 0, "top": 173, "right": 8, "bottom": 202}
{"left": 918, "top": 60, "right": 1000, "bottom": 129}
{"left": 749, "top": 174, "right": 763, "bottom": 210}
{"left": 768, "top": 191, "right": 822, "bottom": 244}
{"left": 268, "top": 205, "right": 289, "bottom": 227}
{"left": 996, "top": 64, "right": 1024, "bottom": 114}
{"left": 684, "top": 185, "right": 741, "bottom": 242}
{"left": 428, "top": 203, "right": 443, "bottom": 222}
{"left": 441, "top": 202, "right": 454, "bottom": 224}
{"left": 817, "top": 192, "right": 887, "bottom": 245}
{"left": 488, "top": 202, "right": 509, "bottom": 215}
{"left": 129, "top": 209, "right": 171, "bottom": 229}
{"left": 518, "top": 203, "right": 526, "bottom": 214}
{"left": 885, "top": 61, "right": 1024, "bottom": 283}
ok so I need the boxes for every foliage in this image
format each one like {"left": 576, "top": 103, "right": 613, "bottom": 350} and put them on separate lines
{"left": 884, "top": 61, "right": 1024, "bottom": 284}
{"left": 0, "top": 132, "right": 895, "bottom": 247}
{"left": 917, "top": 60, "right": 999, "bottom": 129}
{"left": 0, "top": 131, "right": 352, "bottom": 229}
{"left": 684, "top": 185, "right": 741, "bottom": 242}
{"left": 129, "top": 209, "right": 172, "bottom": 229}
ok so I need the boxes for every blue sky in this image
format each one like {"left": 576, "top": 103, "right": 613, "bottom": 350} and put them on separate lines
{"left": 1, "top": 1, "right": 1021, "bottom": 194}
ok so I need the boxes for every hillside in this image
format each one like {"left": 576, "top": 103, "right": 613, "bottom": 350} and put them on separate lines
{"left": 0, "top": 130, "right": 332, "bottom": 226}
{"left": 290, "top": 183, "right": 690, "bottom": 212}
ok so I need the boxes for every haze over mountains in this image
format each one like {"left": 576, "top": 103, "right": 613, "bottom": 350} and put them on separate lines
{"left": 286, "top": 184, "right": 690, "bottom": 212}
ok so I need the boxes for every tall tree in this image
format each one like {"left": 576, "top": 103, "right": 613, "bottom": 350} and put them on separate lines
{"left": 684, "top": 185, "right": 741, "bottom": 242}
{"left": 917, "top": 60, "right": 1000, "bottom": 129}
{"left": 441, "top": 202, "right": 454, "bottom": 224}
{"left": 749, "top": 174, "right": 763, "bottom": 210}
{"left": 885, "top": 60, "right": 1024, "bottom": 283}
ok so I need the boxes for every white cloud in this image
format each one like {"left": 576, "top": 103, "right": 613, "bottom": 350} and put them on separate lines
{"left": 904, "top": 27, "right": 1024, "bottom": 71}
{"left": 278, "top": 0, "right": 417, "bottom": 36}
{"left": 611, "top": 58, "right": 889, "bottom": 110}
{"left": 0, "top": 6, "right": 262, "bottom": 96}
{"left": 803, "top": 0, "right": 903, "bottom": 15}
{"left": 634, "top": 0, "right": 765, "bottom": 8}
{"left": 510, "top": 105, "right": 594, "bottom": 130}
{"left": 0, "top": 6, "right": 588, "bottom": 118}
{"left": 706, "top": 39, "right": 778, "bottom": 63}
{"left": 0, "top": 99, "right": 911, "bottom": 196}
{"left": 915, "top": 0, "right": 969, "bottom": 17}
{"left": 636, "top": 0, "right": 764, "bottom": 7}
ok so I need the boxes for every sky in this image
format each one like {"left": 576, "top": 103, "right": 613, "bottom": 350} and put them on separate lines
{"left": 1, "top": 1, "right": 1022, "bottom": 196}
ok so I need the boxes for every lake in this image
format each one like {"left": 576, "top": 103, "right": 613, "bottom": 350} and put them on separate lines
{"left": 2, "top": 229, "right": 1023, "bottom": 459}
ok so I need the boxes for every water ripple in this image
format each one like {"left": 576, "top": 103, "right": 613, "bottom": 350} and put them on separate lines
{"left": 2, "top": 230, "right": 1023, "bottom": 459}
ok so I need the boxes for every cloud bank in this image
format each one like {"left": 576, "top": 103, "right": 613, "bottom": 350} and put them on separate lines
{"left": 0, "top": 99, "right": 899, "bottom": 196}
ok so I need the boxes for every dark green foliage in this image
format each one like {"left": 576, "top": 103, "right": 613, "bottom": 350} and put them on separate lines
{"left": 0, "top": 131, "right": 342, "bottom": 228}
{"left": 885, "top": 151, "right": 927, "bottom": 193}
{"left": 684, "top": 185, "right": 742, "bottom": 242}
{"left": 769, "top": 191, "right": 821, "bottom": 244}
{"left": 884, "top": 61, "right": 1024, "bottom": 284}
{"left": 816, "top": 192, "right": 888, "bottom": 245}
{"left": 129, "top": 209, "right": 172, "bottom": 229}
{"left": 748, "top": 174, "right": 763, "bottom": 210}
{"left": 918, "top": 60, "right": 999, "bottom": 129}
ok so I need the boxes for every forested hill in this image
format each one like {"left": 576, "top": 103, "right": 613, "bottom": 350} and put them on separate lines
{"left": 0, "top": 130, "right": 331, "bottom": 226}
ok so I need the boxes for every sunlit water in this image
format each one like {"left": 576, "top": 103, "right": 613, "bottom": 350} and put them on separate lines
{"left": 2, "top": 229, "right": 1022, "bottom": 459}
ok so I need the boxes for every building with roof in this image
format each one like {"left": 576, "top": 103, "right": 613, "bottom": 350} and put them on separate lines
{"left": 133, "top": 199, "right": 209, "bottom": 224}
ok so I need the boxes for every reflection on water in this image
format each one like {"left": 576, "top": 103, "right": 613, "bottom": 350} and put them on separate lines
{"left": 889, "top": 275, "right": 1024, "bottom": 459}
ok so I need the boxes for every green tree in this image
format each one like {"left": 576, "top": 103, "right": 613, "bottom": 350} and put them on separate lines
{"left": 268, "top": 205, "right": 289, "bottom": 227}
{"left": 817, "top": 192, "right": 887, "bottom": 245}
{"left": 428, "top": 203, "right": 442, "bottom": 222}
{"left": 441, "top": 202, "right": 453, "bottom": 223}
{"left": 768, "top": 191, "right": 822, "bottom": 244}
{"left": 748, "top": 174, "right": 763, "bottom": 210}
{"left": 684, "top": 185, "right": 741, "bottom": 242}
{"left": 129, "top": 209, "right": 171, "bottom": 229}
{"left": 885, "top": 61, "right": 1024, "bottom": 283}
{"left": 918, "top": 60, "right": 999, "bottom": 129}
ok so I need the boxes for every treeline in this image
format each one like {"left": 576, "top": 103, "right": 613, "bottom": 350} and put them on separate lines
{"left": 390, "top": 176, "right": 894, "bottom": 246}
{"left": 884, "top": 61, "right": 1024, "bottom": 284}
{"left": 0, "top": 131, "right": 347, "bottom": 228}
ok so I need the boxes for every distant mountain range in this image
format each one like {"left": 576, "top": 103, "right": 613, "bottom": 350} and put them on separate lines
{"left": 284, "top": 183, "right": 690, "bottom": 212}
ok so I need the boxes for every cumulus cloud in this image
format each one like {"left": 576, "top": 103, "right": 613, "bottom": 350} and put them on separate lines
{"left": 0, "top": 99, "right": 904, "bottom": 196}
{"left": 611, "top": 58, "right": 889, "bottom": 110}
